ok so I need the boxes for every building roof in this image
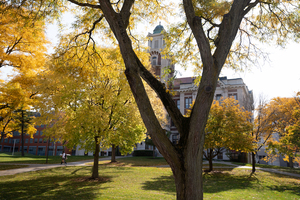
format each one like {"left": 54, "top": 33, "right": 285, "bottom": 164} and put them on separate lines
{"left": 153, "top": 23, "right": 164, "bottom": 34}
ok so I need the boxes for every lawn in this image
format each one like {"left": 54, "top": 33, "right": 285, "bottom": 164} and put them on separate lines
{"left": 0, "top": 152, "right": 97, "bottom": 164}
{"left": 0, "top": 164, "right": 299, "bottom": 199}
{"left": 96, "top": 156, "right": 169, "bottom": 166}
{"left": 0, "top": 165, "right": 29, "bottom": 171}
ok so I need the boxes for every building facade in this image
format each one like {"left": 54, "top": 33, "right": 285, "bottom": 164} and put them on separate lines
{"left": 136, "top": 24, "right": 254, "bottom": 161}
{"left": 0, "top": 125, "right": 72, "bottom": 156}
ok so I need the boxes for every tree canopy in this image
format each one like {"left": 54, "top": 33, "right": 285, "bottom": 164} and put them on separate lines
{"left": 187, "top": 97, "right": 253, "bottom": 171}
{"left": 34, "top": 41, "right": 148, "bottom": 178}
{"left": 265, "top": 97, "right": 300, "bottom": 168}
{"left": 5, "top": 0, "right": 300, "bottom": 199}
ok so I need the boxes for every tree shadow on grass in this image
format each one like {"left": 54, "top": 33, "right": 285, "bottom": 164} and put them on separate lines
{"left": 141, "top": 169, "right": 259, "bottom": 195}
{"left": 0, "top": 168, "right": 113, "bottom": 200}
{"left": 141, "top": 175, "right": 176, "bottom": 195}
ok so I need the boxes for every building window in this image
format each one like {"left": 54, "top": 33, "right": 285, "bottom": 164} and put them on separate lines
{"left": 39, "top": 138, "right": 43, "bottom": 143}
{"left": 44, "top": 139, "right": 48, "bottom": 143}
{"left": 30, "top": 139, "right": 33, "bottom": 143}
{"left": 40, "top": 131, "right": 43, "bottom": 136}
{"left": 25, "top": 139, "right": 28, "bottom": 143}
{"left": 13, "top": 131, "right": 20, "bottom": 136}
{"left": 34, "top": 138, "right": 38, "bottom": 143}
{"left": 4, "top": 138, "right": 8, "bottom": 143}
{"left": 185, "top": 97, "right": 192, "bottom": 109}
{"left": 152, "top": 56, "right": 157, "bottom": 65}
{"left": 28, "top": 146, "right": 36, "bottom": 155}
{"left": 9, "top": 139, "right": 12, "bottom": 144}
{"left": 229, "top": 93, "right": 238, "bottom": 100}
{"left": 216, "top": 94, "right": 222, "bottom": 100}
{"left": 172, "top": 135, "right": 179, "bottom": 145}
{"left": 154, "top": 40, "right": 159, "bottom": 48}
{"left": 35, "top": 131, "right": 39, "bottom": 136}
{"left": 15, "top": 139, "right": 20, "bottom": 144}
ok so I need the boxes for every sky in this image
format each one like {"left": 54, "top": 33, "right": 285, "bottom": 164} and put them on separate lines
{"left": 1, "top": 8, "right": 300, "bottom": 104}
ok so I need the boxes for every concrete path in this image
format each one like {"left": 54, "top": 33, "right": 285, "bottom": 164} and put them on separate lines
{"left": 1, "top": 158, "right": 300, "bottom": 178}
{"left": 0, "top": 156, "right": 122, "bottom": 176}
{"left": 203, "top": 161, "right": 300, "bottom": 178}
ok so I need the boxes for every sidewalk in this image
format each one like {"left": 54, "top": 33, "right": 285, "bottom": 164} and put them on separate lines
{"left": 204, "top": 161, "right": 300, "bottom": 178}
{"left": 1, "top": 159, "right": 300, "bottom": 179}
{"left": 0, "top": 156, "right": 121, "bottom": 176}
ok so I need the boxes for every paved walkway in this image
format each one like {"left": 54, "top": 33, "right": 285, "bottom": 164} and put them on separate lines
{"left": 203, "top": 161, "right": 300, "bottom": 178}
{"left": 1, "top": 159, "right": 300, "bottom": 178}
{"left": 0, "top": 156, "right": 121, "bottom": 176}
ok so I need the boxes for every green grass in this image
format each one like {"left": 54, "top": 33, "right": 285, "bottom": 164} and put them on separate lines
{"left": 0, "top": 165, "right": 29, "bottom": 171}
{"left": 0, "top": 165, "right": 299, "bottom": 199}
{"left": 0, "top": 152, "right": 97, "bottom": 164}
{"left": 97, "top": 156, "right": 168, "bottom": 166}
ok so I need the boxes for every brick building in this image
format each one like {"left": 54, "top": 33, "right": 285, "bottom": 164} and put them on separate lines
{"left": 0, "top": 124, "right": 72, "bottom": 156}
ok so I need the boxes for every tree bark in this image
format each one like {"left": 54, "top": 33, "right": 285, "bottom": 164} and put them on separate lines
{"left": 92, "top": 136, "right": 100, "bottom": 179}
{"left": 111, "top": 144, "right": 116, "bottom": 162}
{"left": 96, "top": 1, "right": 254, "bottom": 199}
{"left": 46, "top": 138, "right": 50, "bottom": 164}
{"left": 208, "top": 149, "right": 213, "bottom": 172}
{"left": 153, "top": 145, "right": 156, "bottom": 158}
{"left": 289, "top": 156, "right": 294, "bottom": 169}
{"left": 252, "top": 152, "right": 256, "bottom": 173}
{"left": 21, "top": 109, "right": 24, "bottom": 157}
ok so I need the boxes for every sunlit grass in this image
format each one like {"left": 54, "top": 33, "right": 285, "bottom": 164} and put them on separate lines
{"left": 0, "top": 165, "right": 299, "bottom": 199}
{"left": 0, "top": 152, "right": 96, "bottom": 164}
{"left": 96, "top": 156, "right": 168, "bottom": 167}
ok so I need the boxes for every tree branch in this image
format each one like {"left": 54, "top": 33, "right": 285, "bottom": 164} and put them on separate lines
{"left": 67, "top": 0, "right": 101, "bottom": 9}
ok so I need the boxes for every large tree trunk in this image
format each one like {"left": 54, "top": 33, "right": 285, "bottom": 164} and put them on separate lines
{"left": 153, "top": 145, "right": 156, "bottom": 158}
{"left": 98, "top": 1, "right": 250, "bottom": 199}
{"left": 111, "top": 144, "right": 116, "bottom": 162}
{"left": 92, "top": 136, "right": 100, "bottom": 179}
{"left": 252, "top": 152, "right": 256, "bottom": 173}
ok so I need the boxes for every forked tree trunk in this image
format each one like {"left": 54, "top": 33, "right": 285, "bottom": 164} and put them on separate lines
{"left": 111, "top": 144, "right": 116, "bottom": 162}
{"left": 92, "top": 136, "right": 100, "bottom": 179}
{"left": 252, "top": 152, "right": 256, "bottom": 173}
{"left": 85, "top": 1, "right": 254, "bottom": 199}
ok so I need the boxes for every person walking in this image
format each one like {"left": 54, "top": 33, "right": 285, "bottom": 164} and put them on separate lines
{"left": 61, "top": 151, "right": 67, "bottom": 165}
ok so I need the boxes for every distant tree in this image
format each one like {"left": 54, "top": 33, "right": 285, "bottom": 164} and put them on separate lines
{"left": 187, "top": 97, "right": 253, "bottom": 172}
{"left": 12, "top": 107, "right": 36, "bottom": 156}
{"left": 266, "top": 97, "right": 300, "bottom": 168}
{"left": 0, "top": 81, "right": 37, "bottom": 152}
{"left": 34, "top": 43, "right": 146, "bottom": 179}
{"left": 251, "top": 95, "right": 277, "bottom": 173}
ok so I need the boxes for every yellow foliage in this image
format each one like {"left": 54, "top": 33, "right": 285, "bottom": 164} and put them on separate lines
{"left": 0, "top": 4, "right": 48, "bottom": 75}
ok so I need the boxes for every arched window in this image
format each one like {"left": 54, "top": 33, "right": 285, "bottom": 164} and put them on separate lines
{"left": 152, "top": 56, "right": 157, "bottom": 65}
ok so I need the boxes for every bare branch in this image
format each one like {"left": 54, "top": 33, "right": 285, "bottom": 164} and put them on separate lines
{"left": 67, "top": 0, "right": 101, "bottom": 9}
